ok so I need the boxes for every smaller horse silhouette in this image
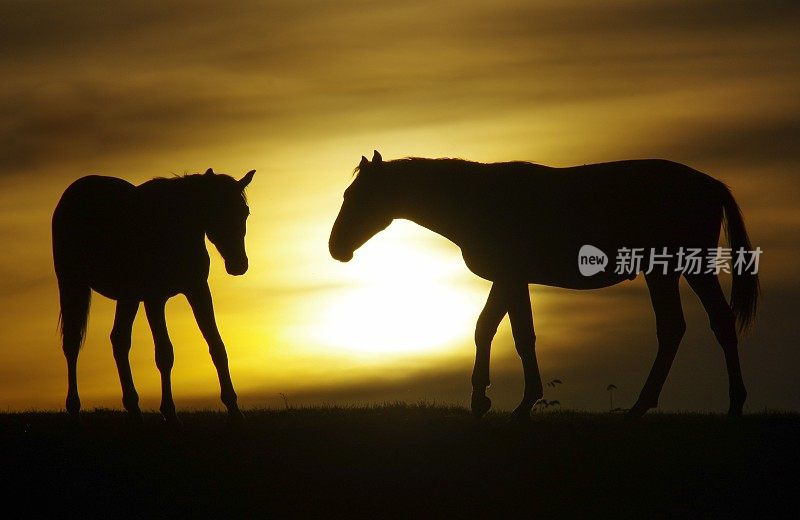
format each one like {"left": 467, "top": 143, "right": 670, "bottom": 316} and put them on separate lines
{"left": 52, "top": 168, "right": 255, "bottom": 423}
{"left": 330, "top": 151, "right": 758, "bottom": 420}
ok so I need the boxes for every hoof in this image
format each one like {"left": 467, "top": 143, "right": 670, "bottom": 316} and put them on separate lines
{"left": 125, "top": 410, "right": 144, "bottom": 426}
{"left": 66, "top": 411, "right": 82, "bottom": 429}
{"left": 624, "top": 405, "right": 648, "bottom": 420}
{"left": 227, "top": 409, "right": 246, "bottom": 427}
{"left": 727, "top": 405, "right": 744, "bottom": 417}
{"left": 160, "top": 410, "right": 181, "bottom": 427}
{"left": 66, "top": 395, "right": 81, "bottom": 418}
{"left": 471, "top": 394, "right": 491, "bottom": 418}
{"left": 728, "top": 391, "right": 745, "bottom": 417}
{"left": 509, "top": 407, "right": 531, "bottom": 425}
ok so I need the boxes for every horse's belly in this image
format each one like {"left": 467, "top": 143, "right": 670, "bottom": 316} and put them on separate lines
{"left": 461, "top": 239, "right": 637, "bottom": 289}
{"left": 78, "top": 236, "right": 204, "bottom": 300}
{"left": 86, "top": 250, "right": 204, "bottom": 300}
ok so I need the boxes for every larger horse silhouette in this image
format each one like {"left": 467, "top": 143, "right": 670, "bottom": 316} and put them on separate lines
{"left": 53, "top": 168, "right": 255, "bottom": 423}
{"left": 330, "top": 151, "right": 758, "bottom": 420}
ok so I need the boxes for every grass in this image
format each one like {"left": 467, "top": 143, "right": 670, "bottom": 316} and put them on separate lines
{"left": 1, "top": 404, "right": 798, "bottom": 518}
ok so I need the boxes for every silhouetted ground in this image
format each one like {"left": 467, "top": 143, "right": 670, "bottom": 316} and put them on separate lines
{"left": 1, "top": 404, "right": 797, "bottom": 518}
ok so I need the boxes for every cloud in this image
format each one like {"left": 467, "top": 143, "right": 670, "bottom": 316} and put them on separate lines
{"left": 1, "top": 0, "right": 796, "bottom": 176}
{"left": 667, "top": 117, "right": 800, "bottom": 168}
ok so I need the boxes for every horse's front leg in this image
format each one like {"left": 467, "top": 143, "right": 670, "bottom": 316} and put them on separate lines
{"left": 144, "top": 298, "right": 179, "bottom": 424}
{"left": 471, "top": 282, "right": 508, "bottom": 418}
{"left": 185, "top": 282, "right": 244, "bottom": 424}
{"left": 507, "top": 283, "right": 543, "bottom": 422}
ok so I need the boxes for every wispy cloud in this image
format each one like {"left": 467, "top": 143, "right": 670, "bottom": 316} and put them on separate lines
{"left": 1, "top": 1, "right": 797, "bottom": 174}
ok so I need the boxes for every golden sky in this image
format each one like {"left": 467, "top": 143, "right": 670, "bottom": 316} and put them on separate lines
{"left": 1, "top": 1, "right": 798, "bottom": 412}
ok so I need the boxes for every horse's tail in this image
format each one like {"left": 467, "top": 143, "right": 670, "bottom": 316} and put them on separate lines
{"left": 53, "top": 196, "right": 92, "bottom": 350}
{"left": 56, "top": 280, "right": 92, "bottom": 350}
{"left": 720, "top": 184, "right": 759, "bottom": 334}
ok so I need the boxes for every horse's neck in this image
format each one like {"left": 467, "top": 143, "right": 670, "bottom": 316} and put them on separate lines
{"left": 390, "top": 166, "right": 480, "bottom": 247}
{"left": 139, "top": 179, "right": 206, "bottom": 239}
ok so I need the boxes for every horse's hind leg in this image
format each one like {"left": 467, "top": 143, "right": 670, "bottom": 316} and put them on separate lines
{"left": 507, "top": 283, "right": 543, "bottom": 422}
{"left": 58, "top": 279, "right": 91, "bottom": 419}
{"left": 144, "top": 298, "right": 179, "bottom": 424}
{"left": 471, "top": 282, "right": 508, "bottom": 418}
{"left": 111, "top": 299, "right": 141, "bottom": 422}
{"left": 686, "top": 274, "right": 746, "bottom": 416}
{"left": 186, "top": 282, "right": 244, "bottom": 424}
{"left": 629, "top": 273, "right": 685, "bottom": 418}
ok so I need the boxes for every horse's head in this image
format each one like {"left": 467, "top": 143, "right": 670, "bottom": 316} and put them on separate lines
{"left": 201, "top": 168, "right": 255, "bottom": 275}
{"left": 329, "top": 150, "right": 394, "bottom": 262}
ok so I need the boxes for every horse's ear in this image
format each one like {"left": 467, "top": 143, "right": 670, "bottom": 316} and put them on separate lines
{"left": 360, "top": 155, "right": 369, "bottom": 167}
{"left": 239, "top": 169, "right": 256, "bottom": 189}
{"left": 372, "top": 150, "right": 382, "bottom": 163}
{"left": 205, "top": 168, "right": 214, "bottom": 176}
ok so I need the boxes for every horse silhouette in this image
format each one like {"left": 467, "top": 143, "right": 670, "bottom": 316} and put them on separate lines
{"left": 52, "top": 168, "right": 255, "bottom": 424}
{"left": 329, "top": 151, "right": 758, "bottom": 420}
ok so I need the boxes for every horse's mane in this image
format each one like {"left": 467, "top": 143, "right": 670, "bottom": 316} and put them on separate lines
{"left": 353, "top": 157, "right": 538, "bottom": 177}
{"left": 147, "top": 172, "right": 247, "bottom": 201}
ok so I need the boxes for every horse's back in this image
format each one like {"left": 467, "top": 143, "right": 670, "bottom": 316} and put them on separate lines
{"left": 54, "top": 175, "right": 136, "bottom": 219}
{"left": 553, "top": 159, "right": 716, "bottom": 221}
{"left": 492, "top": 159, "right": 722, "bottom": 237}
{"left": 515, "top": 159, "right": 718, "bottom": 205}
{"left": 461, "top": 159, "right": 726, "bottom": 287}
{"left": 53, "top": 175, "right": 137, "bottom": 244}
{"left": 53, "top": 176, "right": 139, "bottom": 288}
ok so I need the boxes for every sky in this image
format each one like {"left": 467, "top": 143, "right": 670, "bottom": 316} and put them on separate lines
{"left": 0, "top": 0, "right": 798, "bottom": 412}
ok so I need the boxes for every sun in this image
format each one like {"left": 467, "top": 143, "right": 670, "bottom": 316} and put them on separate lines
{"left": 311, "top": 222, "right": 484, "bottom": 358}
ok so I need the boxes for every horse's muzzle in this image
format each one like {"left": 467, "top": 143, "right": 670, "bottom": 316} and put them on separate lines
{"left": 329, "top": 242, "right": 353, "bottom": 262}
{"left": 225, "top": 258, "right": 249, "bottom": 276}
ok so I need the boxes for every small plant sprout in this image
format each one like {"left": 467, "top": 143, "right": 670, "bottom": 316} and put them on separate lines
{"left": 278, "top": 392, "right": 290, "bottom": 410}
{"left": 606, "top": 384, "right": 617, "bottom": 411}
{"left": 537, "top": 379, "right": 564, "bottom": 411}
{"left": 533, "top": 399, "right": 561, "bottom": 411}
